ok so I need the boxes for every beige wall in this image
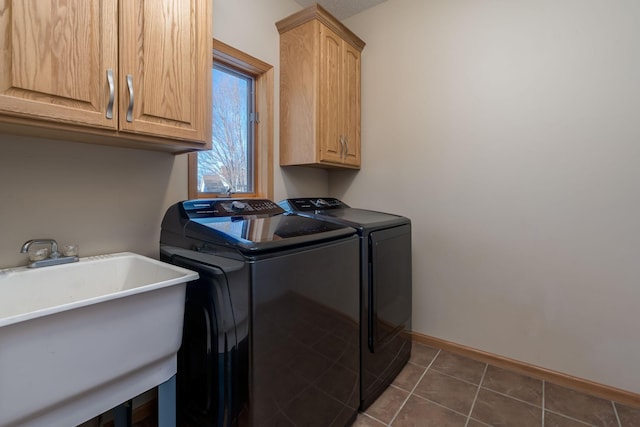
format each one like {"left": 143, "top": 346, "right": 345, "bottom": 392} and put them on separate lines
{"left": 3, "top": 0, "right": 639, "bottom": 398}
{"left": 0, "top": 135, "right": 184, "bottom": 267}
{"left": 335, "top": 0, "right": 640, "bottom": 393}
{"left": 0, "top": 0, "right": 317, "bottom": 269}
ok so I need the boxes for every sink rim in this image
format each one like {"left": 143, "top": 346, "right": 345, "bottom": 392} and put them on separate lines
{"left": 0, "top": 252, "right": 198, "bottom": 328}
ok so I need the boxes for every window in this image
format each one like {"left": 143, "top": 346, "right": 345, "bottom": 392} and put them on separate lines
{"left": 189, "top": 40, "right": 273, "bottom": 199}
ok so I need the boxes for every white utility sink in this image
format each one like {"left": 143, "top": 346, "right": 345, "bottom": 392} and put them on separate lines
{"left": 0, "top": 252, "right": 198, "bottom": 427}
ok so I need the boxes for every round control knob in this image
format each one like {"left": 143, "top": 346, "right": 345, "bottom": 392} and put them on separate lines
{"left": 230, "top": 201, "right": 247, "bottom": 211}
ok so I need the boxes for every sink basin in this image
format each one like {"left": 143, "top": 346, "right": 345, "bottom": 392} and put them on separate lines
{"left": 0, "top": 252, "right": 198, "bottom": 427}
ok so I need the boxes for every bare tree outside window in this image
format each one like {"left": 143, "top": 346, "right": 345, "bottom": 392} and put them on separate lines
{"left": 197, "top": 65, "right": 254, "bottom": 194}
{"left": 188, "top": 39, "right": 273, "bottom": 200}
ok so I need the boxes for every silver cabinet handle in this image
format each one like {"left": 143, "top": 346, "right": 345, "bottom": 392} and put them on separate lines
{"left": 126, "top": 74, "right": 134, "bottom": 122}
{"left": 339, "top": 135, "right": 346, "bottom": 160}
{"left": 106, "top": 69, "right": 114, "bottom": 119}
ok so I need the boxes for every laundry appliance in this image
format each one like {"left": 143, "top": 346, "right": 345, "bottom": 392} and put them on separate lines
{"left": 160, "top": 198, "right": 360, "bottom": 426}
{"left": 279, "top": 197, "right": 412, "bottom": 410}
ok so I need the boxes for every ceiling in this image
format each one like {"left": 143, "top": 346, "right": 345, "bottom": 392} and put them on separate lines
{"left": 292, "top": 0, "right": 387, "bottom": 20}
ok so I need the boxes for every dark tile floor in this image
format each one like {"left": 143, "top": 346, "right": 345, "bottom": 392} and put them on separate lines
{"left": 354, "top": 343, "right": 640, "bottom": 427}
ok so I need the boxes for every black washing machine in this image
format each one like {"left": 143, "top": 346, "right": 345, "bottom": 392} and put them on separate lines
{"left": 279, "top": 197, "right": 412, "bottom": 410}
{"left": 160, "top": 199, "right": 360, "bottom": 426}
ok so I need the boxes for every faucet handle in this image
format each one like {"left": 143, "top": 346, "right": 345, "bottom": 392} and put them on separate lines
{"left": 20, "top": 238, "right": 78, "bottom": 268}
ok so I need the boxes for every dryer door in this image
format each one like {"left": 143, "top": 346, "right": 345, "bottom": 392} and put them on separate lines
{"left": 369, "top": 224, "right": 412, "bottom": 352}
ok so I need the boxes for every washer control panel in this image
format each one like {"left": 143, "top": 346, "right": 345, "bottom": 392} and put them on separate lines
{"left": 182, "top": 199, "right": 284, "bottom": 217}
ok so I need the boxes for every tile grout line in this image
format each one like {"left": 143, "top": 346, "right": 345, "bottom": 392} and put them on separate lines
{"left": 612, "top": 400, "right": 622, "bottom": 427}
{"left": 387, "top": 349, "right": 442, "bottom": 426}
{"left": 430, "top": 366, "right": 489, "bottom": 388}
{"left": 478, "top": 385, "right": 544, "bottom": 409}
{"left": 406, "top": 390, "right": 477, "bottom": 419}
{"left": 428, "top": 365, "right": 544, "bottom": 410}
{"left": 540, "top": 380, "right": 599, "bottom": 427}
{"left": 463, "top": 362, "right": 488, "bottom": 427}
{"left": 544, "top": 381, "right": 612, "bottom": 427}
{"left": 544, "top": 409, "right": 601, "bottom": 427}
{"left": 357, "top": 412, "right": 387, "bottom": 426}
{"left": 542, "top": 380, "right": 545, "bottom": 427}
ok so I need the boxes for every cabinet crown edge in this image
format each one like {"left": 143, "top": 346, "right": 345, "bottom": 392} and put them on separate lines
{"left": 276, "top": 4, "right": 365, "bottom": 52}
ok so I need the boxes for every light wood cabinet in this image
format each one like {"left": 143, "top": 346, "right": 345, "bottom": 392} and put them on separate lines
{"left": 0, "top": 0, "right": 212, "bottom": 153}
{"left": 277, "top": 5, "right": 365, "bottom": 169}
{"left": 0, "top": 1, "right": 118, "bottom": 129}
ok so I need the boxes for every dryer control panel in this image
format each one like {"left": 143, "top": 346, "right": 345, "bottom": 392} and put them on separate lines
{"left": 280, "top": 198, "right": 348, "bottom": 212}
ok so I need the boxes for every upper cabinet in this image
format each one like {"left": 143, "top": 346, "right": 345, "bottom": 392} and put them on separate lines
{"left": 0, "top": 1, "right": 118, "bottom": 129}
{"left": 0, "top": 0, "right": 212, "bottom": 153}
{"left": 277, "top": 5, "right": 365, "bottom": 169}
{"left": 118, "top": 0, "right": 211, "bottom": 143}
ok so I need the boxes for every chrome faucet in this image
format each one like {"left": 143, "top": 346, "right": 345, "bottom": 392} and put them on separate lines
{"left": 21, "top": 239, "right": 60, "bottom": 258}
{"left": 20, "top": 238, "right": 79, "bottom": 268}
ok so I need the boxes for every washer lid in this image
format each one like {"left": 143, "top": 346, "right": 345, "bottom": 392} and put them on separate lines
{"left": 162, "top": 199, "right": 357, "bottom": 253}
{"left": 185, "top": 213, "right": 356, "bottom": 253}
{"left": 187, "top": 214, "right": 354, "bottom": 245}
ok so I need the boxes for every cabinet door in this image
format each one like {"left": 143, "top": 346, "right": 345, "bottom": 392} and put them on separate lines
{"left": 119, "top": 0, "right": 211, "bottom": 145}
{"left": 318, "top": 25, "right": 344, "bottom": 164}
{"left": 342, "top": 43, "right": 361, "bottom": 167}
{"left": 0, "top": 0, "right": 118, "bottom": 128}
